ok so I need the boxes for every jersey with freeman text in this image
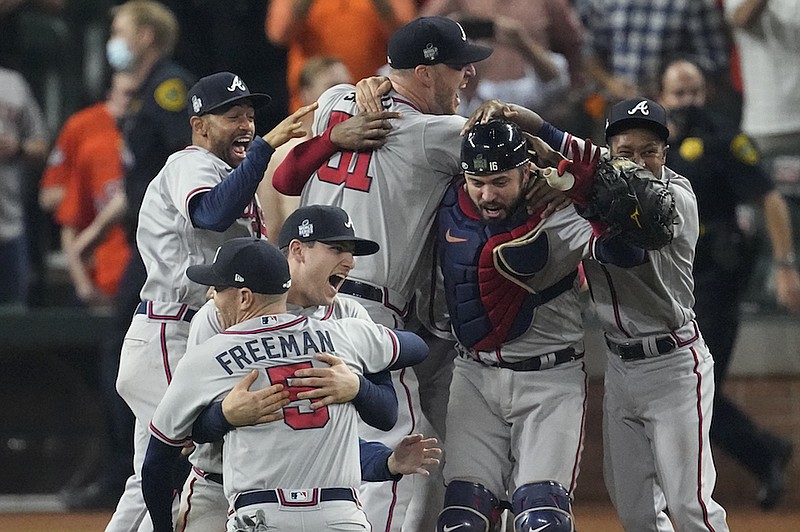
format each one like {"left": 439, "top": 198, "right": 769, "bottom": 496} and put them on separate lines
{"left": 137, "top": 146, "right": 264, "bottom": 308}
{"left": 151, "top": 313, "right": 398, "bottom": 496}
{"left": 300, "top": 84, "right": 465, "bottom": 303}
{"left": 182, "top": 296, "right": 374, "bottom": 474}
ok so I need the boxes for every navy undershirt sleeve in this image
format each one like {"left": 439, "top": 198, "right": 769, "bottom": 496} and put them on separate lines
{"left": 391, "top": 329, "right": 429, "bottom": 368}
{"left": 360, "top": 438, "right": 401, "bottom": 482}
{"left": 536, "top": 121, "right": 567, "bottom": 152}
{"left": 352, "top": 371, "right": 397, "bottom": 431}
{"left": 141, "top": 437, "right": 183, "bottom": 532}
{"left": 595, "top": 237, "right": 648, "bottom": 267}
{"left": 191, "top": 402, "right": 231, "bottom": 444}
{"left": 189, "top": 136, "right": 275, "bottom": 231}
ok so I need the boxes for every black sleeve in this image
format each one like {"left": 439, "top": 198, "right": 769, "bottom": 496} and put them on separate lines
{"left": 595, "top": 236, "right": 647, "bottom": 267}
{"left": 189, "top": 137, "right": 275, "bottom": 231}
{"left": 352, "top": 371, "right": 397, "bottom": 431}
{"left": 191, "top": 401, "right": 233, "bottom": 443}
{"left": 142, "top": 437, "right": 183, "bottom": 532}
{"left": 360, "top": 438, "right": 402, "bottom": 482}
{"left": 390, "top": 329, "right": 429, "bottom": 368}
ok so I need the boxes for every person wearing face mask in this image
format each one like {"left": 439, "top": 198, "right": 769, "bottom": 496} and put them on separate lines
{"left": 658, "top": 56, "right": 800, "bottom": 511}
{"left": 60, "top": 0, "right": 197, "bottom": 515}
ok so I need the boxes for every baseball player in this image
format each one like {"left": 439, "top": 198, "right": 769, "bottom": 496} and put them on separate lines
{"left": 167, "top": 205, "right": 438, "bottom": 532}
{"left": 111, "top": 71, "right": 314, "bottom": 532}
{"left": 435, "top": 120, "right": 593, "bottom": 532}
{"left": 467, "top": 98, "right": 729, "bottom": 530}
{"left": 271, "top": 17, "right": 494, "bottom": 530}
{"left": 142, "top": 237, "right": 429, "bottom": 532}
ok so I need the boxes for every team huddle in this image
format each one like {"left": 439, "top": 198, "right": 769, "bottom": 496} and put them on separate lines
{"left": 104, "top": 14, "right": 732, "bottom": 532}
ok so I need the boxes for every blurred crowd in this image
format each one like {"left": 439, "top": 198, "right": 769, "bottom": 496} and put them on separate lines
{"left": 1, "top": 0, "right": 797, "bottom": 313}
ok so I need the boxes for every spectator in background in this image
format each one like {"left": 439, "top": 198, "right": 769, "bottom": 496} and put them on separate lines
{"left": 658, "top": 56, "right": 800, "bottom": 511}
{"left": 265, "top": 0, "right": 416, "bottom": 111}
{"left": 578, "top": 0, "right": 729, "bottom": 101}
{"left": 42, "top": 72, "right": 137, "bottom": 307}
{"left": 724, "top": 0, "right": 800, "bottom": 253}
{"left": 258, "top": 55, "right": 353, "bottom": 240}
{"left": 0, "top": 65, "right": 49, "bottom": 307}
{"left": 420, "top": 0, "right": 584, "bottom": 122}
{"left": 41, "top": 72, "right": 136, "bottom": 510}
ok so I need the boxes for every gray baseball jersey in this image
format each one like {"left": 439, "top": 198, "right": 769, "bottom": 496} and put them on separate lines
{"left": 301, "top": 84, "right": 465, "bottom": 306}
{"left": 176, "top": 297, "right": 373, "bottom": 532}
{"left": 183, "top": 296, "right": 373, "bottom": 476}
{"left": 151, "top": 313, "right": 399, "bottom": 496}
{"left": 137, "top": 146, "right": 263, "bottom": 308}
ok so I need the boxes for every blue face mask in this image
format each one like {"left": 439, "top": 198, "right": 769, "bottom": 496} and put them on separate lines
{"left": 106, "top": 37, "right": 134, "bottom": 71}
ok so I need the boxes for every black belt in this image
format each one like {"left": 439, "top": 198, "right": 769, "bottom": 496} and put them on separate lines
{"left": 606, "top": 335, "right": 677, "bottom": 360}
{"left": 461, "top": 347, "right": 583, "bottom": 371}
{"left": 234, "top": 488, "right": 356, "bottom": 509}
{"left": 339, "top": 279, "right": 383, "bottom": 303}
{"left": 135, "top": 301, "right": 197, "bottom": 323}
{"left": 205, "top": 472, "right": 223, "bottom": 485}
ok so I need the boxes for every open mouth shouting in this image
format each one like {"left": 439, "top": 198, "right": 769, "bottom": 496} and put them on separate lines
{"left": 231, "top": 136, "right": 252, "bottom": 161}
{"left": 328, "top": 274, "right": 347, "bottom": 291}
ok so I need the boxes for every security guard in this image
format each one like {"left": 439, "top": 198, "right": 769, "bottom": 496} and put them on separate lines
{"left": 659, "top": 57, "right": 800, "bottom": 511}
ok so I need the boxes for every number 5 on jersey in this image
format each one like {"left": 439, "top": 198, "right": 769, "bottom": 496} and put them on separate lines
{"left": 317, "top": 111, "right": 374, "bottom": 192}
{"left": 266, "top": 363, "right": 330, "bottom": 430}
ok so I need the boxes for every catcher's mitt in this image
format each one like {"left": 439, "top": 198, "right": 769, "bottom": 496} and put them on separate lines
{"left": 577, "top": 156, "right": 676, "bottom": 250}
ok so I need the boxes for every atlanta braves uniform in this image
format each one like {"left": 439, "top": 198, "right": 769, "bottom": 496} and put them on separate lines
{"left": 542, "top": 128, "right": 729, "bottom": 530}
{"left": 113, "top": 142, "right": 267, "bottom": 531}
{"left": 175, "top": 296, "right": 373, "bottom": 532}
{"left": 437, "top": 175, "right": 592, "bottom": 509}
{"left": 289, "top": 83, "right": 465, "bottom": 530}
{"left": 150, "top": 313, "right": 405, "bottom": 532}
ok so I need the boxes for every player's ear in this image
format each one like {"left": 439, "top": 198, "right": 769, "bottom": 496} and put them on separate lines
{"left": 288, "top": 239, "right": 305, "bottom": 262}
{"left": 414, "top": 65, "right": 434, "bottom": 88}
{"left": 190, "top": 115, "right": 207, "bottom": 137}
{"left": 239, "top": 287, "right": 253, "bottom": 309}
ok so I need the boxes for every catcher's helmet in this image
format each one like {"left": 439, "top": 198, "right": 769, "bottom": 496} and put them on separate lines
{"left": 461, "top": 120, "right": 530, "bottom": 175}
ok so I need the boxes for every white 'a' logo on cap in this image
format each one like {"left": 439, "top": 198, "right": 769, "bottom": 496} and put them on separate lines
{"left": 192, "top": 94, "right": 202, "bottom": 113}
{"left": 344, "top": 215, "right": 353, "bottom": 229}
{"left": 227, "top": 75, "right": 247, "bottom": 93}
{"left": 628, "top": 100, "right": 650, "bottom": 115}
{"left": 456, "top": 21, "right": 467, "bottom": 41}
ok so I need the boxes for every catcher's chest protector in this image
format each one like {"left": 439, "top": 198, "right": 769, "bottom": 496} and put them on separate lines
{"left": 438, "top": 181, "right": 543, "bottom": 350}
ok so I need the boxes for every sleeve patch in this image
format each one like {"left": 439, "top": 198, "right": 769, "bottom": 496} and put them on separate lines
{"left": 154, "top": 78, "right": 188, "bottom": 112}
{"left": 730, "top": 133, "right": 759, "bottom": 166}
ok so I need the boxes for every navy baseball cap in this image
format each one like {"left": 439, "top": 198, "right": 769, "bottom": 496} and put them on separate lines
{"left": 605, "top": 98, "right": 670, "bottom": 143}
{"left": 387, "top": 16, "right": 493, "bottom": 69}
{"left": 186, "top": 238, "right": 291, "bottom": 294}
{"left": 187, "top": 72, "right": 272, "bottom": 117}
{"left": 278, "top": 205, "right": 380, "bottom": 257}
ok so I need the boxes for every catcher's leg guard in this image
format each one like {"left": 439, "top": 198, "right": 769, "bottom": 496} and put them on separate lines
{"left": 511, "top": 481, "right": 574, "bottom": 532}
{"left": 437, "top": 480, "right": 504, "bottom": 532}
